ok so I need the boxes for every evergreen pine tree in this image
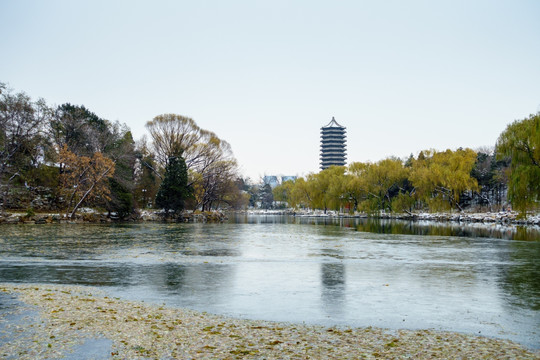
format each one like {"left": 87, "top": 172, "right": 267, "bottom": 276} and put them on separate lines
{"left": 155, "top": 156, "right": 191, "bottom": 216}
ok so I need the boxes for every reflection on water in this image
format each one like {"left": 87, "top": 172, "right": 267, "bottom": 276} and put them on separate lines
{"left": 353, "top": 219, "right": 540, "bottom": 241}
{"left": 499, "top": 241, "right": 540, "bottom": 311}
{"left": 320, "top": 262, "right": 346, "bottom": 318}
{"left": 232, "top": 214, "right": 540, "bottom": 241}
{"left": 0, "top": 218, "right": 539, "bottom": 349}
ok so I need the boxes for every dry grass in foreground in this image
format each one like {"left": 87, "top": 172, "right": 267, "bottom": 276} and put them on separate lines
{"left": 1, "top": 283, "right": 538, "bottom": 359}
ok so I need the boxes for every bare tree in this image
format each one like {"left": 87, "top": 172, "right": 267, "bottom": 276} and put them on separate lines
{"left": 146, "top": 113, "right": 242, "bottom": 210}
{"left": 0, "top": 84, "right": 49, "bottom": 209}
{"left": 146, "top": 114, "right": 207, "bottom": 165}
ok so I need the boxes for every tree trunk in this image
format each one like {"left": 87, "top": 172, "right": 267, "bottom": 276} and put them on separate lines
{"left": 69, "top": 165, "right": 113, "bottom": 219}
{"left": 70, "top": 182, "right": 97, "bottom": 219}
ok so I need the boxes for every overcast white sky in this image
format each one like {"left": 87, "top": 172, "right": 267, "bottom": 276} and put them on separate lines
{"left": 1, "top": 0, "right": 539, "bottom": 180}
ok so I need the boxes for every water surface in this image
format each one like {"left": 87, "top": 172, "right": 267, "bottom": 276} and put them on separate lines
{"left": 0, "top": 216, "right": 538, "bottom": 349}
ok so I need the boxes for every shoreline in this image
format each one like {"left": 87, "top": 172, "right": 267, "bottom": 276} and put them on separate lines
{"left": 1, "top": 209, "right": 540, "bottom": 227}
{"left": 0, "top": 209, "right": 228, "bottom": 225}
{"left": 243, "top": 209, "right": 540, "bottom": 227}
{"left": 1, "top": 283, "right": 538, "bottom": 359}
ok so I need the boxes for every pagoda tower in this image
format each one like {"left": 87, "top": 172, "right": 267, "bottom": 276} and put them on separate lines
{"left": 320, "top": 117, "right": 347, "bottom": 170}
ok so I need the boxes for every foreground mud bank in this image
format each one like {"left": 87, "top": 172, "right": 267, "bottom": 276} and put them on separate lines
{"left": 1, "top": 284, "right": 538, "bottom": 359}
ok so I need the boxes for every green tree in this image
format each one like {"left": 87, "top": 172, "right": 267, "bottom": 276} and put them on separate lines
{"left": 471, "top": 148, "right": 509, "bottom": 211}
{"left": 104, "top": 130, "right": 136, "bottom": 218}
{"left": 496, "top": 113, "right": 540, "bottom": 214}
{"left": 134, "top": 136, "right": 160, "bottom": 208}
{"left": 155, "top": 156, "right": 191, "bottom": 216}
{"left": 247, "top": 183, "right": 260, "bottom": 208}
{"left": 50, "top": 103, "right": 110, "bottom": 157}
{"left": 107, "top": 178, "right": 133, "bottom": 218}
{"left": 259, "top": 183, "right": 274, "bottom": 209}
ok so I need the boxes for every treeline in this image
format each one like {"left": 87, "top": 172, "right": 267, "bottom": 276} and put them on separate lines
{"left": 273, "top": 114, "right": 539, "bottom": 216}
{"left": 2, "top": 82, "right": 538, "bottom": 218}
{"left": 0, "top": 83, "right": 248, "bottom": 218}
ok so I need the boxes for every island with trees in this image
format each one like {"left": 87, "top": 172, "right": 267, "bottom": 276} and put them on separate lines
{"left": 0, "top": 82, "right": 538, "bottom": 224}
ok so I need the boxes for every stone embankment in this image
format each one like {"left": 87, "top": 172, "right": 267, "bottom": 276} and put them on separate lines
{"left": 0, "top": 209, "right": 227, "bottom": 224}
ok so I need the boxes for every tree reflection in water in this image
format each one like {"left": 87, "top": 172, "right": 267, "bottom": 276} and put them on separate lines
{"left": 353, "top": 219, "right": 540, "bottom": 241}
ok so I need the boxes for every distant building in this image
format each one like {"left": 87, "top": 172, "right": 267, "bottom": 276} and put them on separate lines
{"left": 320, "top": 117, "right": 347, "bottom": 170}
{"left": 263, "top": 175, "right": 280, "bottom": 188}
{"left": 281, "top": 176, "right": 297, "bottom": 183}
{"left": 262, "top": 175, "right": 297, "bottom": 188}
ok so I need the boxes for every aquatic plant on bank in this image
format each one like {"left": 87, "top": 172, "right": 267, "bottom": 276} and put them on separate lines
{"left": 1, "top": 284, "right": 538, "bottom": 359}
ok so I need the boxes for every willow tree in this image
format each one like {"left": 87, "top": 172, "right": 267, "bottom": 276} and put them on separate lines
{"left": 410, "top": 148, "right": 479, "bottom": 211}
{"left": 322, "top": 166, "right": 347, "bottom": 211}
{"left": 302, "top": 166, "right": 346, "bottom": 213}
{"left": 496, "top": 113, "right": 540, "bottom": 214}
{"left": 272, "top": 180, "right": 295, "bottom": 205}
{"left": 359, "top": 158, "right": 409, "bottom": 213}
{"left": 288, "top": 177, "right": 312, "bottom": 209}
{"left": 344, "top": 162, "right": 370, "bottom": 212}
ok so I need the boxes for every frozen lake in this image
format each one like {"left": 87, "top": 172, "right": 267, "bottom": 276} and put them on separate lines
{"left": 1, "top": 215, "right": 538, "bottom": 349}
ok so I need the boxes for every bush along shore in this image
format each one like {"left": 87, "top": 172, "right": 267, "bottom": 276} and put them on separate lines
{"left": 1, "top": 283, "right": 539, "bottom": 360}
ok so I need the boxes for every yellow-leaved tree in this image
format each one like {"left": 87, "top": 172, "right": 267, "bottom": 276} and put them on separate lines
{"left": 360, "top": 158, "right": 409, "bottom": 213}
{"left": 344, "top": 162, "right": 370, "bottom": 213}
{"left": 59, "top": 145, "right": 115, "bottom": 219}
{"left": 410, "top": 148, "right": 478, "bottom": 211}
